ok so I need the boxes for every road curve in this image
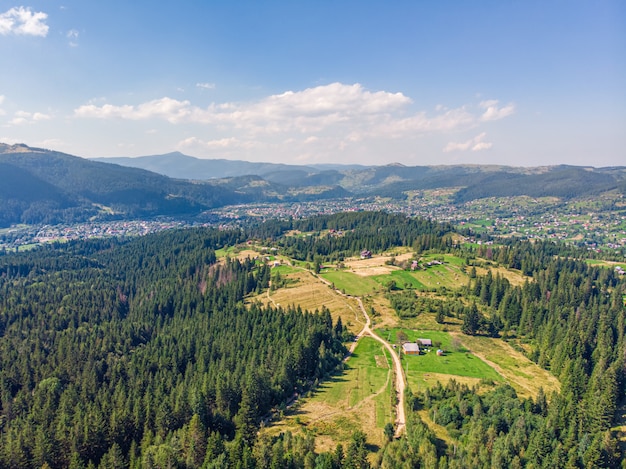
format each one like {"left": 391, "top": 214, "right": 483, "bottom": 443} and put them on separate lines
{"left": 294, "top": 268, "right": 406, "bottom": 438}
{"left": 311, "top": 270, "right": 406, "bottom": 437}
{"left": 354, "top": 297, "right": 406, "bottom": 437}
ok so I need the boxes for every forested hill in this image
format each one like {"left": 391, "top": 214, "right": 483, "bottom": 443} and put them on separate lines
{"left": 0, "top": 227, "right": 347, "bottom": 468}
{"left": 3, "top": 143, "right": 626, "bottom": 227}
{"left": 0, "top": 144, "right": 245, "bottom": 227}
{"left": 94, "top": 149, "right": 626, "bottom": 200}
{"left": 0, "top": 211, "right": 624, "bottom": 467}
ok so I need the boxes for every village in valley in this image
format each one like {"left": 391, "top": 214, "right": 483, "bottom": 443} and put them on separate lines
{"left": 3, "top": 192, "right": 626, "bottom": 258}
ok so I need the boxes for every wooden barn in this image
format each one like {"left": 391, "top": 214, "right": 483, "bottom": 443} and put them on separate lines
{"left": 418, "top": 338, "right": 432, "bottom": 347}
{"left": 402, "top": 342, "right": 421, "bottom": 355}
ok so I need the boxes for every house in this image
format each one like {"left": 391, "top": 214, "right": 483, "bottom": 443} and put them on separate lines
{"left": 417, "top": 338, "right": 432, "bottom": 347}
{"left": 402, "top": 343, "right": 420, "bottom": 355}
{"left": 360, "top": 250, "right": 372, "bottom": 259}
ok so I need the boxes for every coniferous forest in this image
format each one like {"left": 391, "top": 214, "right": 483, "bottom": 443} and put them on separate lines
{"left": 0, "top": 212, "right": 625, "bottom": 468}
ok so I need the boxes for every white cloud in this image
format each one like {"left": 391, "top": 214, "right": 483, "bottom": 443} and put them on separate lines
{"left": 74, "top": 84, "right": 515, "bottom": 161}
{"left": 0, "top": 136, "right": 20, "bottom": 144}
{"left": 75, "top": 97, "right": 191, "bottom": 123}
{"left": 0, "top": 7, "right": 49, "bottom": 37}
{"left": 196, "top": 82, "right": 216, "bottom": 90}
{"left": 75, "top": 83, "right": 413, "bottom": 134}
{"left": 480, "top": 100, "right": 515, "bottom": 121}
{"left": 8, "top": 110, "right": 51, "bottom": 125}
{"left": 8, "top": 117, "right": 27, "bottom": 125}
{"left": 0, "top": 95, "right": 5, "bottom": 116}
{"left": 178, "top": 136, "right": 256, "bottom": 151}
{"left": 444, "top": 132, "right": 493, "bottom": 152}
{"left": 41, "top": 138, "right": 65, "bottom": 148}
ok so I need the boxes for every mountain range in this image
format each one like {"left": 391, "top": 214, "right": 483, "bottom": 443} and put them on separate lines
{"left": 95, "top": 151, "right": 626, "bottom": 201}
{"left": 2, "top": 143, "right": 625, "bottom": 227}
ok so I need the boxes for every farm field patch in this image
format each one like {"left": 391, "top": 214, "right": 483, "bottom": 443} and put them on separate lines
{"left": 261, "top": 337, "right": 393, "bottom": 454}
{"left": 258, "top": 269, "right": 365, "bottom": 334}
{"left": 452, "top": 332, "right": 560, "bottom": 399}
{"left": 375, "top": 328, "right": 502, "bottom": 392}
{"left": 319, "top": 270, "right": 380, "bottom": 296}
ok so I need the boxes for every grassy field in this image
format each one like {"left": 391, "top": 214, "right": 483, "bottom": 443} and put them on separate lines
{"left": 361, "top": 295, "right": 398, "bottom": 330}
{"left": 320, "top": 337, "right": 391, "bottom": 408}
{"left": 476, "top": 265, "right": 532, "bottom": 285}
{"left": 452, "top": 332, "right": 560, "bottom": 399}
{"left": 258, "top": 269, "right": 365, "bottom": 334}
{"left": 375, "top": 270, "right": 428, "bottom": 289}
{"left": 261, "top": 337, "right": 393, "bottom": 455}
{"left": 585, "top": 259, "right": 626, "bottom": 270}
{"left": 374, "top": 328, "right": 502, "bottom": 392}
{"left": 369, "top": 262, "right": 469, "bottom": 292}
{"left": 271, "top": 264, "right": 299, "bottom": 276}
{"left": 319, "top": 270, "right": 380, "bottom": 296}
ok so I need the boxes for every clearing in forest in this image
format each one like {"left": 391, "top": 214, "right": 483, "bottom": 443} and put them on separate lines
{"left": 375, "top": 328, "right": 502, "bottom": 392}
{"left": 343, "top": 252, "right": 413, "bottom": 275}
{"left": 330, "top": 253, "right": 471, "bottom": 293}
{"left": 474, "top": 264, "right": 529, "bottom": 286}
{"left": 259, "top": 268, "right": 365, "bottom": 334}
{"left": 261, "top": 337, "right": 393, "bottom": 455}
{"left": 319, "top": 270, "right": 380, "bottom": 296}
{"left": 451, "top": 332, "right": 560, "bottom": 399}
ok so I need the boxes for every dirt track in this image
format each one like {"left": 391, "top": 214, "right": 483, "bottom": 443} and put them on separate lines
{"left": 315, "top": 272, "right": 407, "bottom": 437}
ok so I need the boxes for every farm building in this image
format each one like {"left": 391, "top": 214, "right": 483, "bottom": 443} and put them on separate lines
{"left": 417, "top": 338, "right": 432, "bottom": 347}
{"left": 360, "top": 250, "right": 372, "bottom": 259}
{"left": 402, "top": 343, "right": 420, "bottom": 355}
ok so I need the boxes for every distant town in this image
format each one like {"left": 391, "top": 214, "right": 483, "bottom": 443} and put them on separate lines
{"left": 2, "top": 193, "right": 625, "bottom": 256}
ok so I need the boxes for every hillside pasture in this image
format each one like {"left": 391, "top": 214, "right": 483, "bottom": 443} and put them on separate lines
{"left": 337, "top": 253, "right": 471, "bottom": 292}
{"left": 474, "top": 264, "right": 529, "bottom": 286}
{"left": 375, "top": 328, "right": 502, "bottom": 392}
{"left": 261, "top": 337, "right": 393, "bottom": 454}
{"left": 319, "top": 270, "right": 380, "bottom": 296}
{"left": 343, "top": 252, "right": 413, "bottom": 275}
{"left": 370, "top": 264, "right": 468, "bottom": 292}
{"left": 259, "top": 269, "right": 365, "bottom": 334}
{"left": 452, "top": 332, "right": 560, "bottom": 399}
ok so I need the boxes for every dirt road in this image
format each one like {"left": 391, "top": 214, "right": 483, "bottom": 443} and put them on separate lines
{"left": 354, "top": 297, "right": 406, "bottom": 437}
{"left": 311, "top": 270, "right": 406, "bottom": 436}
{"left": 282, "top": 268, "right": 406, "bottom": 438}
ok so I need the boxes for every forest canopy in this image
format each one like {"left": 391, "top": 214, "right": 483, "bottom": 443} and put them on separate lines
{"left": 0, "top": 211, "right": 624, "bottom": 468}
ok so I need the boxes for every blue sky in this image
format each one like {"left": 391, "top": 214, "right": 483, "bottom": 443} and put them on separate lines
{"left": 0, "top": 1, "right": 624, "bottom": 166}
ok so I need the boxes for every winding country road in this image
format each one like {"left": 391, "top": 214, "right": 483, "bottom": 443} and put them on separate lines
{"left": 354, "top": 297, "right": 406, "bottom": 437}
{"left": 312, "top": 272, "right": 407, "bottom": 437}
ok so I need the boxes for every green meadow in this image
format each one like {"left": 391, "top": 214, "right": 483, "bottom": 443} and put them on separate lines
{"left": 267, "top": 336, "right": 394, "bottom": 447}
{"left": 372, "top": 266, "right": 467, "bottom": 292}
{"left": 375, "top": 328, "right": 502, "bottom": 391}
{"left": 315, "top": 336, "right": 392, "bottom": 409}
{"left": 271, "top": 264, "right": 299, "bottom": 275}
{"left": 319, "top": 270, "right": 380, "bottom": 296}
